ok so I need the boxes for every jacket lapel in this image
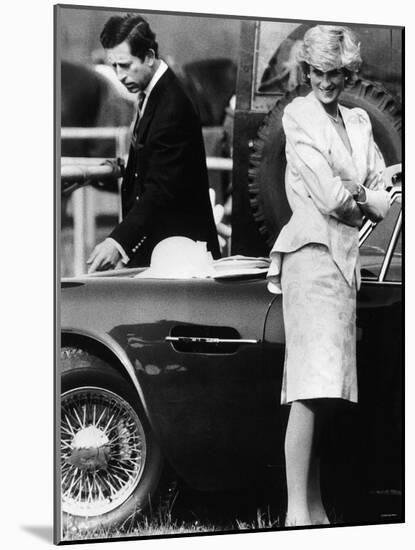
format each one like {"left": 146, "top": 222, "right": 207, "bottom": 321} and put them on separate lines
{"left": 136, "top": 93, "right": 156, "bottom": 143}
{"left": 137, "top": 68, "right": 172, "bottom": 143}
{"left": 338, "top": 104, "right": 358, "bottom": 157}
{"left": 307, "top": 93, "right": 354, "bottom": 157}
{"left": 307, "top": 92, "right": 367, "bottom": 183}
{"left": 339, "top": 104, "right": 368, "bottom": 183}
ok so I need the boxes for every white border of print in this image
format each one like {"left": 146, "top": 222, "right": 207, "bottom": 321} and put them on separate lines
{"left": 2, "top": 0, "right": 411, "bottom": 549}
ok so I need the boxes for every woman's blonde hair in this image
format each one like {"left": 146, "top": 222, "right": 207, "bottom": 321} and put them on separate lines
{"left": 297, "top": 25, "right": 362, "bottom": 76}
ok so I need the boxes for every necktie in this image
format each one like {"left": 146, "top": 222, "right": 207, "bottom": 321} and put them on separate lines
{"left": 138, "top": 91, "right": 146, "bottom": 116}
{"left": 133, "top": 92, "right": 146, "bottom": 136}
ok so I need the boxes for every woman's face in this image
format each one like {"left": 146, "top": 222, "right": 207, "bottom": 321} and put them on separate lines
{"left": 309, "top": 65, "right": 346, "bottom": 106}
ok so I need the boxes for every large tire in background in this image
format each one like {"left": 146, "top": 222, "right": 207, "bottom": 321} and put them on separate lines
{"left": 248, "top": 79, "right": 402, "bottom": 248}
{"left": 60, "top": 348, "right": 163, "bottom": 534}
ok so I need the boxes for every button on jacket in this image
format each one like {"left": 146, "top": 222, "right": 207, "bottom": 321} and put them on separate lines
{"left": 110, "top": 66, "right": 220, "bottom": 267}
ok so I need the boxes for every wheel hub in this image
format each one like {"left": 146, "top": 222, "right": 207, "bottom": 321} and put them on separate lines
{"left": 69, "top": 426, "right": 111, "bottom": 471}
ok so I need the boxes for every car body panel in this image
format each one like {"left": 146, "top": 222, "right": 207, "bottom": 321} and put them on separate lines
{"left": 62, "top": 276, "right": 281, "bottom": 488}
{"left": 355, "top": 282, "right": 402, "bottom": 491}
{"left": 61, "top": 186, "right": 402, "bottom": 493}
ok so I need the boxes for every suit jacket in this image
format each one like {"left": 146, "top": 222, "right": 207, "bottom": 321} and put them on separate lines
{"left": 110, "top": 67, "right": 220, "bottom": 267}
{"left": 268, "top": 92, "right": 390, "bottom": 291}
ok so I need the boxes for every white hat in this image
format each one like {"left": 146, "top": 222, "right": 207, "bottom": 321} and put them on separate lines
{"left": 134, "top": 237, "right": 215, "bottom": 279}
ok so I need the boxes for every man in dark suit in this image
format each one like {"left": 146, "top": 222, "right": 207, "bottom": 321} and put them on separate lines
{"left": 87, "top": 14, "right": 220, "bottom": 272}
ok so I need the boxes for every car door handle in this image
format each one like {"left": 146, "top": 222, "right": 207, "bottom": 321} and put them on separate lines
{"left": 165, "top": 336, "right": 260, "bottom": 345}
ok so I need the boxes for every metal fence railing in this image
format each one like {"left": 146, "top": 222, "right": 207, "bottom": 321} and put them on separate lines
{"left": 61, "top": 127, "right": 130, "bottom": 275}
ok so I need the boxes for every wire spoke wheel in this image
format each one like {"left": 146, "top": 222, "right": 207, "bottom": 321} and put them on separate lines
{"left": 61, "top": 386, "right": 147, "bottom": 517}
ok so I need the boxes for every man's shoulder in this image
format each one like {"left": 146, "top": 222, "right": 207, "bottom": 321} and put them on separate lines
{"left": 160, "top": 68, "right": 189, "bottom": 99}
{"left": 155, "top": 68, "right": 197, "bottom": 117}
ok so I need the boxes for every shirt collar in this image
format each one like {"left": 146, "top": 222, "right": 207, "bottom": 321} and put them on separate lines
{"left": 143, "top": 59, "right": 168, "bottom": 98}
{"left": 138, "top": 59, "right": 168, "bottom": 117}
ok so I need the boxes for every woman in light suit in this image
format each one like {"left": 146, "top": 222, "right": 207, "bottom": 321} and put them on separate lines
{"left": 267, "top": 25, "right": 390, "bottom": 526}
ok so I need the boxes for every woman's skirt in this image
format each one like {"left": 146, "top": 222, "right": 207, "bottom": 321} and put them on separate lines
{"left": 280, "top": 243, "right": 357, "bottom": 404}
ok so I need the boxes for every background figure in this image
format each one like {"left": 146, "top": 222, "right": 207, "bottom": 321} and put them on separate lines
{"left": 87, "top": 13, "right": 220, "bottom": 272}
{"left": 266, "top": 25, "right": 390, "bottom": 526}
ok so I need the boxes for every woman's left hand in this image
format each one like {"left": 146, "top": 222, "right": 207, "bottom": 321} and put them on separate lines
{"left": 341, "top": 178, "right": 359, "bottom": 196}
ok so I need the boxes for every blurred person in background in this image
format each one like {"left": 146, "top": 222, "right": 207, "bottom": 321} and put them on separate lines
{"left": 88, "top": 13, "right": 220, "bottom": 272}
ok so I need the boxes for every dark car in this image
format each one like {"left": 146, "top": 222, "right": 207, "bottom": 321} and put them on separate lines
{"left": 59, "top": 181, "right": 402, "bottom": 533}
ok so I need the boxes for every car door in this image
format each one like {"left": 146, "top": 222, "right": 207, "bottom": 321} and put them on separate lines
{"left": 106, "top": 276, "right": 278, "bottom": 490}
{"left": 354, "top": 188, "right": 402, "bottom": 504}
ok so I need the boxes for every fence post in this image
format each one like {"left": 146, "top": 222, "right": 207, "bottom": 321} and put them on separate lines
{"left": 72, "top": 187, "right": 88, "bottom": 275}
{"left": 115, "top": 127, "right": 130, "bottom": 222}
{"left": 85, "top": 186, "right": 96, "bottom": 252}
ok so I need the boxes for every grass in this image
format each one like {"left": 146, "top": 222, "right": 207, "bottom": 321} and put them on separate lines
{"left": 236, "top": 506, "right": 281, "bottom": 531}
{"left": 64, "top": 515, "right": 218, "bottom": 541}
{"left": 63, "top": 511, "right": 282, "bottom": 541}
{"left": 61, "top": 473, "right": 402, "bottom": 542}
{"left": 62, "top": 486, "right": 284, "bottom": 542}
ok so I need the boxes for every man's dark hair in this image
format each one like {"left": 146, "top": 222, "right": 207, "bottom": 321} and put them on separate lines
{"left": 100, "top": 14, "right": 159, "bottom": 60}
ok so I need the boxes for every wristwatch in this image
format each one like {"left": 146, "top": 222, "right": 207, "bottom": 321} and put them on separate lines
{"left": 353, "top": 184, "right": 366, "bottom": 203}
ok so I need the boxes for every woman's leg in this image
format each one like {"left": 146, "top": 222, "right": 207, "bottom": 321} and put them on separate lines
{"left": 285, "top": 399, "right": 330, "bottom": 526}
{"left": 308, "top": 401, "right": 330, "bottom": 524}
{"left": 308, "top": 455, "right": 330, "bottom": 524}
{"left": 284, "top": 400, "right": 315, "bottom": 526}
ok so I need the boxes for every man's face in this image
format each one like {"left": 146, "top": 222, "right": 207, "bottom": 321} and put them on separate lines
{"left": 107, "top": 41, "right": 153, "bottom": 93}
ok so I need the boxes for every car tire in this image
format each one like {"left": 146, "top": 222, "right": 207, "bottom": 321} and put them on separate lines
{"left": 60, "top": 348, "right": 163, "bottom": 534}
{"left": 248, "top": 79, "right": 402, "bottom": 248}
